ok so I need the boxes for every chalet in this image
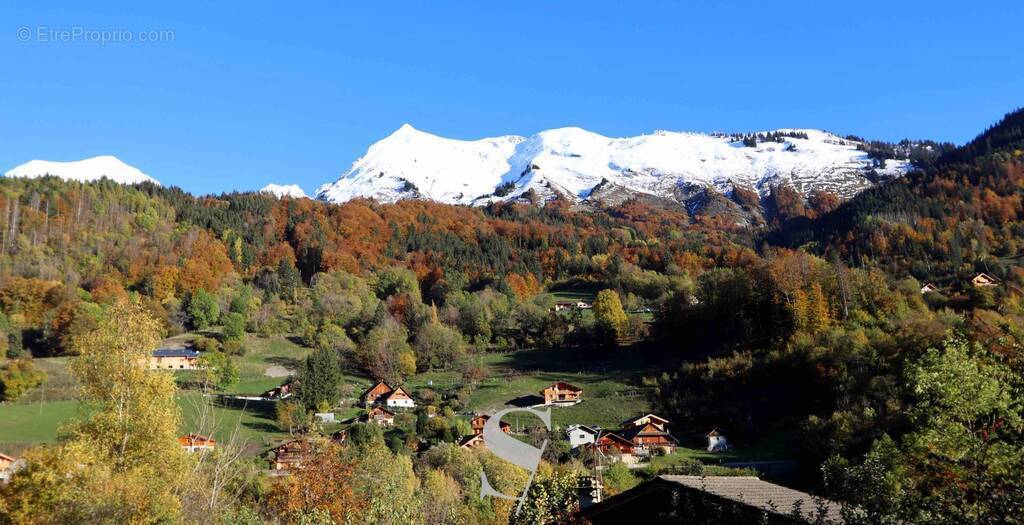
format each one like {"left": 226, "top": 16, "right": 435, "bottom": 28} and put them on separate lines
{"left": 360, "top": 406, "right": 396, "bottom": 427}
{"left": 707, "top": 429, "right": 730, "bottom": 452}
{"left": 384, "top": 386, "right": 415, "bottom": 408}
{"left": 619, "top": 422, "right": 677, "bottom": 456}
{"left": 0, "top": 452, "right": 24, "bottom": 485}
{"left": 331, "top": 429, "right": 347, "bottom": 445}
{"left": 972, "top": 272, "right": 1000, "bottom": 287}
{"left": 261, "top": 381, "right": 293, "bottom": 400}
{"left": 179, "top": 433, "right": 216, "bottom": 453}
{"left": 552, "top": 301, "right": 577, "bottom": 312}
{"left": 588, "top": 431, "right": 637, "bottom": 464}
{"left": 268, "top": 440, "right": 309, "bottom": 471}
{"left": 149, "top": 348, "right": 200, "bottom": 370}
{"left": 361, "top": 380, "right": 394, "bottom": 406}
{"left": 458, "top": 433, "right": 486, "bottom": 450}
{"left": 540, "top": 381, "right": 583, "bottom": 406}
{"left": 621, "top": 414, "right": 669, "bottom": 431}
{"left": 470, "top": 414, "right": 511, "bottom": 435}
{"left": 551, "top": 300, "right": 593, "bottom": 312}
{"left": 575, "top": 475, "right": 845, "bottom": 524}
{"left": 920, "top": 282, "right": 940, "bottom": 294}
{"left": 361, "top": 381, "right": 416, "bottom": 408}
{"left": 566, "top": 424, "right": 600, "bottom": 448}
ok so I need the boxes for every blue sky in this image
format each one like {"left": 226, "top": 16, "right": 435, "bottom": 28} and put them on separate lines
{"left": 1, "top": 1, "right": 1021, "bottom": 196}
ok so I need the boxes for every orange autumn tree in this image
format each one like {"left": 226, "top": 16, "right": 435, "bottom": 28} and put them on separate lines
{"left": 266, "top": 439, "right": 363, "bottom": 524}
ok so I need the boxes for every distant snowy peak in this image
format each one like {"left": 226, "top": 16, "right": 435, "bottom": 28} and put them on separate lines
{"left": 4, "top": 155, "right": 159, "bottom": 185}
{"left": 260, "top": 183, "right": 308, "bottom": 199}
{"left": 316, "top": 125, "right": 912, "bottom": 206}
{"left": 316, "top": 124, "right": 522, "bottom": 205}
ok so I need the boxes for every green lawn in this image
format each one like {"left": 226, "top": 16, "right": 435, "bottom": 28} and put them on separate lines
{"left": 407, "top": 349, "right": 654, "bottom": 430}
{"left": 2, "top": 337, "right": 667, "bottom": 457}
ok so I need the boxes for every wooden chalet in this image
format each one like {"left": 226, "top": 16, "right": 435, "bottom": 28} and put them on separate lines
{"left": 361, "top": 380, "right": 394, "bottom": 406}
{"left": 972, "top": 272, "right": 1000, "bottom": 287}
{"left": 268, "top": 440, "right": 309, "bottom": 471}
{"left": 361, "top": 406, "right": 396, "bottom": 427}
{"left": 178, "top": 433, "right": 216, "bottom": 453}
{"left": 590, "top": 431, "right": 635, "bottom": 457}
{"left": 361, "top": 381, "right": 416, "bottom": 408}
{"left": 470, "top": 414, "right": 511, "bottom": 435}
{"left": 540, "top": 381, "right": 583, "bottom": 405}
{"left": 618, "top": 421, "right": 678, "bottom": 456}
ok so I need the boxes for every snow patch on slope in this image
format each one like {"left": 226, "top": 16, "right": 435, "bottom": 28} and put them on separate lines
{"left": 260, "top": 183, "right": 308, "bottom": 199}
{"left": 4, "top": 156, "right": 158, "bottom": 185}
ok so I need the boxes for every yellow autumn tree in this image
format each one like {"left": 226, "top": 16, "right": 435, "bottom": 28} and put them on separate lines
{"left": 593, "top": 289, "right": 628, "bottom": 342}
{"left": 0, "top": 299, "right": 188, "bottom": 524}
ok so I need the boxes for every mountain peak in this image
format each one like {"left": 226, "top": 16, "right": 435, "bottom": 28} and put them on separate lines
{"left": 4, "top": 155, "right": 159, "bottom": 185}
{"left": 316, "top": 125, "right": 912, "bottom": 207}
{"left": 260, "top": 183, "right": 308, "bottom": 199}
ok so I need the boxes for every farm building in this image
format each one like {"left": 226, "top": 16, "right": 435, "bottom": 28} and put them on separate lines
{"left": 149, "top": 348, "right": 200, "bottom": 370}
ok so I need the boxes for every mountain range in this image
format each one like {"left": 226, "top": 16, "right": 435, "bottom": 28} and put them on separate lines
{"left": 3, "top": 125, "right": 920, "bottom": 209}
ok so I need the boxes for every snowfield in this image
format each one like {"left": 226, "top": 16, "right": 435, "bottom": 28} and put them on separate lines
{"left": 260, "top": 183, "right": 308, "bottom": 199}
{"left": 4, "top": 155, "right": 158, "bottom": 185}
{"left": 316, "top": 125, "right": 911, "bottom": 205}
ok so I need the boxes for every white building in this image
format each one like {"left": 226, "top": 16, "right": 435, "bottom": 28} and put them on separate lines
{"left": 567, "top": 424, "right": 600, "bottom": 448}
{"left": 707, "top": 430, "right": 730, "bottom": 452}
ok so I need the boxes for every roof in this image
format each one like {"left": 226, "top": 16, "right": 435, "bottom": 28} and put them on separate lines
{"left": 385, "top": 386, "right": 412, "bottom": 399}
{"left": 458, "top": 434, "right": 485, "bottom": 448}
{"left": 152, "top": 348, "right": 200, "bottom": 358}
{"left": 622, "top": 413, "right": 669, "bottom": 427}
{"left": 179, "top": 433, "right": 216, "bottom": 445}
{"left": 659, "top": 476, "right": 844, "bottom": 523}
{"left": 567, "top": 424, "right": 600, "bottom": 434}
{"left": 595, "top": 431, "right": 634, "bottom": 447}
{"left": 541, "top": 381, "right": 582, "bottom": 392}
{"left": 618, "top": 423, "right": 677, "bottom": 443}
{"left": 361, "top": 380, "right": 393, "bottom": 398}
{"left": 0, "top": 452, "right": 16, "bottom": 462}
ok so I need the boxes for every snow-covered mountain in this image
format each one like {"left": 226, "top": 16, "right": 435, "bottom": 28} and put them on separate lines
{"left": 4, "top": 155, "right": 158, "bottom": 185}
{"left": 260, "top": 183, "right": 308, "bottom": 199}
{"left": 316, "top": 125, "right": 911, "bottom": 206}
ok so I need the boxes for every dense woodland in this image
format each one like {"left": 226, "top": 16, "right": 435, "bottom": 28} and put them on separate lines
{"left": 1, "top": 109, "right": 1023, "bottom": 524}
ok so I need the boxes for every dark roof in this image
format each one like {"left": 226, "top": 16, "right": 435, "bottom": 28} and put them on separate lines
{"left": 152, "top": 348, "right": 199, "bottom": 358}
{"left": 661, "top": 476, "right": 843, "bottom": 523}
{"left": 618, "top": 424, "right": 677, "bottom": 443}
{"left": 578, "top": 475, "right": 845, "bottom": 524}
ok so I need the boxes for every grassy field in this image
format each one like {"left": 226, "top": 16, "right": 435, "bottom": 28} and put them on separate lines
{"left": 405, "top": 349, "right": 654, "bottom": 430}
{"left": 0, "top": 333, "right": 783, "bottom": 463}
